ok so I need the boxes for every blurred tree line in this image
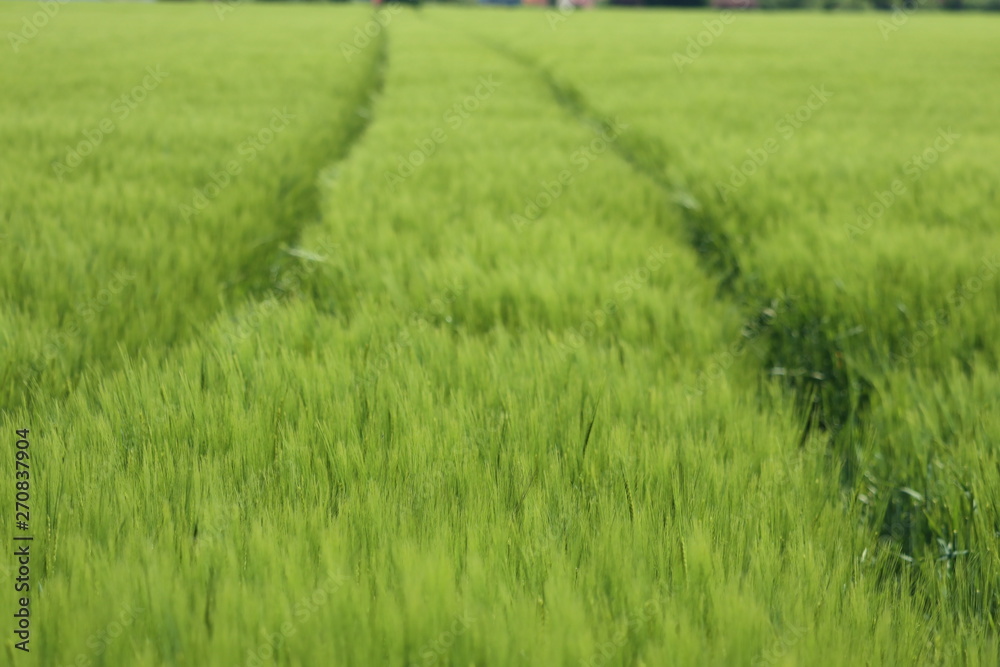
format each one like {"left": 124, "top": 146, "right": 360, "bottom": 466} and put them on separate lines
{"left": 186, "top": 0, "right": 1000, "bottom": 11}
{"left": 639, "top": 0, "right": 1000, "bottom": 7}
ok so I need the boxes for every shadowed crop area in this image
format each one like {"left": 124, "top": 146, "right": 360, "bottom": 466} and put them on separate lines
{"left": 1, "top": 3, "right": 998, "bottom": 666}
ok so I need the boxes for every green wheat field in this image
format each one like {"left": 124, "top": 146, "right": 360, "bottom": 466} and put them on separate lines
{"left": 1, "top": 2, "right": 999, "bottom": 665}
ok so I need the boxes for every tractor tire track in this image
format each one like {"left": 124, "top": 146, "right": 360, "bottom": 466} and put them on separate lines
{"left": 478, "top": 37, "right": 742, "bottom": 294}
{"left": 475, "top": 35, "right": 987, "bottom": 586}
{"left": 473, "top": 32, "right": 897, "bottom": 540}
{"left": 9, "top": 30, "right": 388, "bottom": 417}
{"left": 475, "top": 36, "right": 859, "bottom": 437}
{"left": 233, "top": 32, "right": 389, "bottom": 301}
